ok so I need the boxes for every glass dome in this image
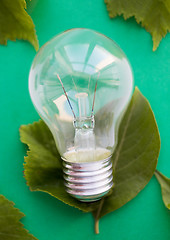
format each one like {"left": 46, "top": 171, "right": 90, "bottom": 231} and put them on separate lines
{"left": 29, "top": 28, "right": 133, "bottom": 163}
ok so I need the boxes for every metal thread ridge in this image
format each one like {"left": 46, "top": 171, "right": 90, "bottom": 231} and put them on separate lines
{"left": 62, "top": 156, "right": 114, "bottom": 202}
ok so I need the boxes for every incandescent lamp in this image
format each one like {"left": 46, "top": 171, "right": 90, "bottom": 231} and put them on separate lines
{"left": 29, "top": 28, "right": 133, "bottom": 202}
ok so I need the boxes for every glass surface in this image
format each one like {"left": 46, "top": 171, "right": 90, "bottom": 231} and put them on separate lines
{"left": 29, "top": 28, "right": 133, "bottom": 162}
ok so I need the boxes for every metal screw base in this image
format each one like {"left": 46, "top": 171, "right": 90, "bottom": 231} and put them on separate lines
{"left": 62, "top": 156, "right": 113, "bottom": 202}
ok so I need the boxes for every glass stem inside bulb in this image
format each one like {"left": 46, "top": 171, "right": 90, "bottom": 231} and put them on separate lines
{"left": 74, "top": 120, "right": 96, "bottom": 162}
{"left": 73, "top": 92, "right": 96, "bottom": 162}
{"left": 77, "top": 92, "right": 88, "bottom": 118}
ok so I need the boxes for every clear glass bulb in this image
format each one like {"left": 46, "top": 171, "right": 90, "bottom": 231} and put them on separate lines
{"left": 29, "top": 28, "right": 133, "bottom": 162}
{"left": 29, "top": 29, "right": 133, "bottom": 201}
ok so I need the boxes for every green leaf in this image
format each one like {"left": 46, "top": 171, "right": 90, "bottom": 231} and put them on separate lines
{"left": 92, "top": 87, "right": 160, "bottom": 232}
{"left": 19, "top": 120, "right": 100, "bottom": 212}
{"left": 105, "top": 0, "right": 170, "bottom": 50}
{"left": 20, "top": 87, "right": 160, "bottom": 233}
{"left": 0, "top": 194, "right": 37, "bottom": 240}
{"left": 0, "top": 0, "right": 38, "bottom": 50}
{"left": 155, "top": 170, "right": 170, "bottom": 209}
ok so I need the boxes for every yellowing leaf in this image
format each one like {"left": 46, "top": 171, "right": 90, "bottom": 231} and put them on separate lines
{"left": 105, "top": 0, "right": 170, "bottom": 50}
{"left": 0, "top": 195, "right": 37, "bottom": 240}
{"left": 0, "top": 0, "right": 38, "bottom": 50}
{"left": 155, "top": 170, "right": 170, "bottom": 209}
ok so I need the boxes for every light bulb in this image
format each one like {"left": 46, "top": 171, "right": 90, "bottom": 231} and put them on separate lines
{"left": 29, "top": 28, "right": 133, "bottom": 202}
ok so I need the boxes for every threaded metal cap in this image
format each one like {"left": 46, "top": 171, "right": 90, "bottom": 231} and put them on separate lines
{"left": 62, "top": 156, "right": 114, "bottom": 202}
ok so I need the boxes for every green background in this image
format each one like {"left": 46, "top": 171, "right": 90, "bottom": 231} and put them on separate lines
{"left": 0, "top": 0, "right": 170, "bottom": 239}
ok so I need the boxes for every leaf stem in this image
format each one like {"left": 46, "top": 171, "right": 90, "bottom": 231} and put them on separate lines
{"left": 94, "top": 198, "right": 104, "bottom": 234}
{"left": 95, "top": 218, "right": 99, "bottom": 234}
